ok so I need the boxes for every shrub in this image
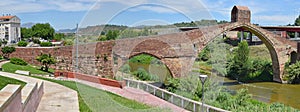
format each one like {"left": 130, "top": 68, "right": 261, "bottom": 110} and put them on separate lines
{"left": 33, "top": 39, "right": 41, "bottom": 44}
{"left": 285, "top": 61, "right": 300, "bottom": 83}
{"left": 40, "top": 42, "right": 52, "bottom": 47}
{"left": 1, "top": 46, "right": 15, "bottom": 59}
{"left": 164, "top": 78, "right": 180, "bottom": 93}
{"left": 131, "top": 68, "right": 158, "bottom": 81}
{"left": 10, "top": 58, "right": 28, "bottom": 66}
{"left": 120, "top": 64, "right": 131, "bottom": 73}
{"left": 17, "top": 41, "right": 28, "bottom": 47}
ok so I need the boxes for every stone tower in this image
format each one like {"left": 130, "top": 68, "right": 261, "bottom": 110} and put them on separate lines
{"left": 231, "top": 6, "right": 251, "bottom": 23}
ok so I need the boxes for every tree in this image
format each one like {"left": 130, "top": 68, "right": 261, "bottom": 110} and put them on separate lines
{"left": 1, "top": 46, "right": 16, "bottom": 59}
{"left": 21, "top": 28, "right": 32, "bottom": 39}
{"left": 36, "top": 54, "right": 56, "bottom": 72}
{"left": 227, "top": 40, "right": 250, "bottom": 80}
{"left": 31, "top": 23, "right": 55, "bottom": 40}
{"left": 106, "top": 30, "right": 119, "bottom": 40}
{"left": 53, "top": 33, "right": 65, "bottom": 41}
{"left": 295, "top": 15, "right": 300, "bottom": 26}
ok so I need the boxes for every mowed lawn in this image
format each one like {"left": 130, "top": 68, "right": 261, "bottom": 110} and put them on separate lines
{"left": 0, "top": 75, "right": 26, "bottom": 90}
{"left": 2, "top": 62, "right": 54, "bottom": 75}
{"left": 2, "top": 62, "right": 169, "bottom": 112}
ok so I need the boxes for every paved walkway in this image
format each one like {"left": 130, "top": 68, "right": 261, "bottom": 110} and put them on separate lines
{"left": 67, "top": 78, "right": 188, "bottom": 112}
{"left": 0, "top": 61, "right": 79, "bottom": 112}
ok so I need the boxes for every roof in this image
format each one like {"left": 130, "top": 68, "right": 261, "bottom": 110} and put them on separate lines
{"left": 234, "top": 6, "right": 250, "bottom": 11}
{"left": 0, "top": 16, "right": 15, "bottom": 20}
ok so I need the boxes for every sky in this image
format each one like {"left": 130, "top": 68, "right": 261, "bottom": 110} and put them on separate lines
{"left": 1, "top": 0, "right": 299, "bottom": 30}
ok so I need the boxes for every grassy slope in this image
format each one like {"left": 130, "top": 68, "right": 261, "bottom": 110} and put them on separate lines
{"left": 1, "top": 63, "right": 168, "bottom": 112}
{"left": 2, "top": 62, "right": 54, "bottom": 75}
{"left": 0, "top": 75, "right": 26, "bottom": 90}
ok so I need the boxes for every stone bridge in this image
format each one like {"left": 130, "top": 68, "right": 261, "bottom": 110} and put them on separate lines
{"left": 111, "top": 22, "right": 297, "bottom": 83}
{"left": 8, "top": 6, "right": 298, "bottom": 83}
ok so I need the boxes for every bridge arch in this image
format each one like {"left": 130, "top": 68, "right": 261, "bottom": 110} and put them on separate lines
{"left": 191, "top": 22, "right": 290, "bottom": 82}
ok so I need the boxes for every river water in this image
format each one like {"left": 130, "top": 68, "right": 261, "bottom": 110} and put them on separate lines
{"left": 214, "top": 75, "right": 300, "bottom": 109}
{"left": 128, "top": 62, "right": 300, "bottom": 109}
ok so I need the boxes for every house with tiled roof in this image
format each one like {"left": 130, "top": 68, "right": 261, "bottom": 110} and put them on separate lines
{"left": 0, "top": 14, "right": 21, "bottom": 45}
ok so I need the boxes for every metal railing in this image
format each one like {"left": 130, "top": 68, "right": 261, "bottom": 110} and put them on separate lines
{"left": 123, "top": 78, "right": 230, "bottom": 112}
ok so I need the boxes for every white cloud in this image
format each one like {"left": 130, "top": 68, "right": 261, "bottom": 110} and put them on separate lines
{"left": 253, "top": 15, "right": 295, "bottom": 25}
{"left": 128, "top": 5, "right": 178, "bottom": 13}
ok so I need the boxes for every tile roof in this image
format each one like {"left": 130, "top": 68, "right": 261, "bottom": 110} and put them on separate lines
{"left": 0, "top": 16, "right": 15, "bottom": 20}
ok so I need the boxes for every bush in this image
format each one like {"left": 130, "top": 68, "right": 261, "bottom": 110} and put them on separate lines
{"left": 131, "top": 68, "right": 158, "bottom": 81}
{"left": 33, "top": 39, "right": 41, "bottom": 44}
{"left": 17, "top": 41, "right": 28, "bottom": 47}
{"left": 120, "top": 64, "right": 131, "bottom": 73}
{"left": 285, "top": 61, "right": 300, "bottom": 83}
{"left": 1, "top": 46, "right": 16, "bottom": 59}
{"left": 10, "top": 58, "right": 28, "bottom": 66}
{"left": 40, "top": 42, "right": 52, "bottom": 47}
{"left": 164, "top": 78, "right": 179, "bottom": 93}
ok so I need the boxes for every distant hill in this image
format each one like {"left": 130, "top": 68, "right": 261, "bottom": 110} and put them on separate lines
{"left": 73, "top": 20, "right": 228, "bottom": 36}
{"left": 21, "top": 22, "right": 36, "bottom": 28}
{"left": 57, "top": 28, "right": 77, "bottom": 33}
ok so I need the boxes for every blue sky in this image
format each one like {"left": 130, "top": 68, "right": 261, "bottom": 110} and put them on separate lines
{"left": 1, "top": 0, "right": 299, "bottom": 30}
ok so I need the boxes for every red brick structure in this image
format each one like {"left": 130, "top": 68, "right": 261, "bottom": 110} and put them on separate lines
{"left": 231, "top": 6, "right": 251, "bottom": 23}
{"left": 6, "top": 6, "right": 297, "bottom": 83}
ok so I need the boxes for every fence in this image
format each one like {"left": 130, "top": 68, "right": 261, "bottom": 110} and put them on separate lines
{"left": 123, "top": 78, "right": 230, "bottom": 112}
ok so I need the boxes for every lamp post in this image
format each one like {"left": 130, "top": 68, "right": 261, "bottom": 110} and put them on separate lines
{"left": 199, "top": 74, "right": 207, "bottom": 112}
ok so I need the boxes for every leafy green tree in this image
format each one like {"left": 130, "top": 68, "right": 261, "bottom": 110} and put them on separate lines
{"left": 1, "top": 46, "right": 16, "bottom": 59}
{"left": 53, "top": 33, "right": 65, "bottom": 41}
{"left": 106, "top": 30, "right": 119, "bottom": 40}
{"left": 36, "top": 54, "right": 56, "bottom": 72}
{"left": 21, "top": 28, "right": 32, "bottom": 39}
{"left": 227, "top": 40, "right": 250, "bottom": 80}
{"left": 295, "top": 15, "right": 300, "bottom": 26}
{"left": 17, "top": 41, "right": 28, "bottom": 47}
{"left": 31, "top": 23, "right": 55, "bottom": 40}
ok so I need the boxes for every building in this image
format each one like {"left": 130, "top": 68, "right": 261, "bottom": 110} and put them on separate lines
{"left": 0, "top": 15, "right": 21, "bottom": 44}
{"left": 231, "top": 6, "right": 251, "bottom": 23}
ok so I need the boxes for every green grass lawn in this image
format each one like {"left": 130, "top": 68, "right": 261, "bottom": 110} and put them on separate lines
{"left": 33, "top": 76, "right": 169, "bottom": 112}
{"left": 2, "top": 63, "right": 167, "bottom": 111}
{"left": 0, "top": 75, "right": 26, "bottom": 90}
{"left": 2, "top": 62, "right": 54, "bottom": 75}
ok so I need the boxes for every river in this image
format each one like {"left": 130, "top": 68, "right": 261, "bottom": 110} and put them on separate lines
{"left": 213, "top": 74, "right": 300, "bottom": 109}
{"left": 128, "top": 62, "right": 300, "bottom": 109}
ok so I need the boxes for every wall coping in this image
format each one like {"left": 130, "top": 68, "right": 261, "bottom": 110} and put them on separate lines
{"left": 0, "top": 85, "right": 22, "bottom": 112}
{"left": 0, "top": 81, "right": 44, "bottom": 112}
